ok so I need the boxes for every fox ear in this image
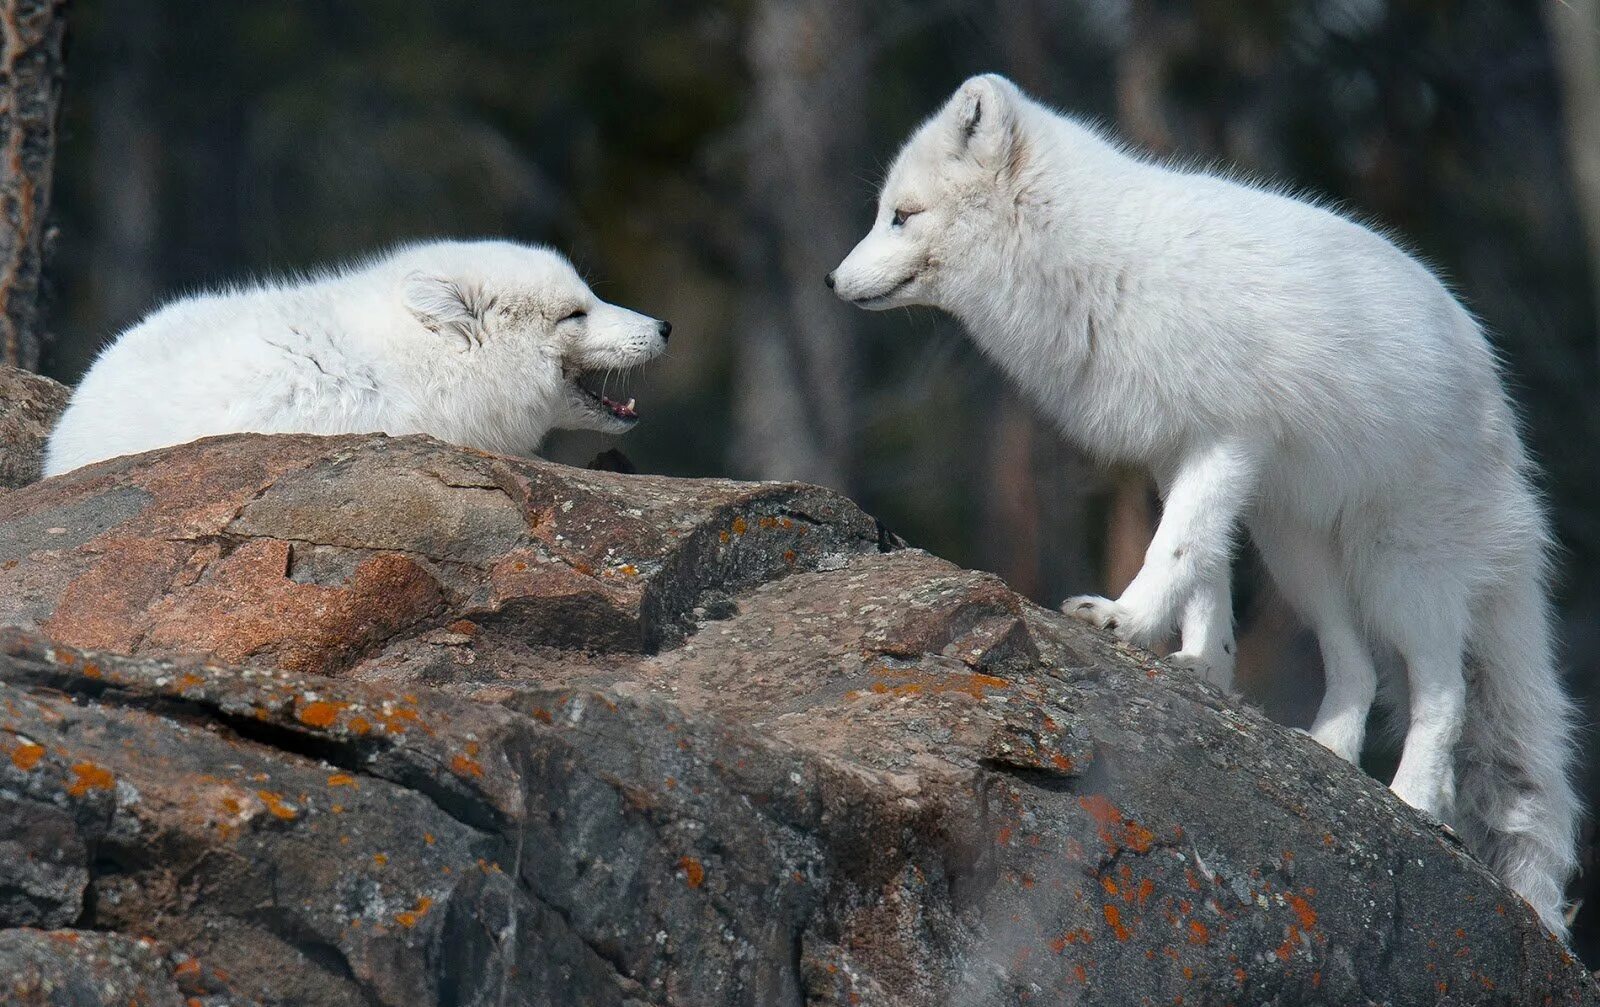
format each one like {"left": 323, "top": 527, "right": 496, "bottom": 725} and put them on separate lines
{"left": 950, "top": 74, "right": 1020, "bottom": 169}
{"left": 403, "top": 273, "right": 485, "bottom": 349}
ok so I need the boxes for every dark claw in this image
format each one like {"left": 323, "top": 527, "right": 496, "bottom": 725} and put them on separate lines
{"left": 1105, "top": 619, "right": 1118, "bottom": 631}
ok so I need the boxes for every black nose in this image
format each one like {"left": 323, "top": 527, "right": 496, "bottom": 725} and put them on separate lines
{"left": 658, "top": 320, "right": 672, "bottom": 341}
{"left": 824, "top": 272, "right": 835, "bottom": 289}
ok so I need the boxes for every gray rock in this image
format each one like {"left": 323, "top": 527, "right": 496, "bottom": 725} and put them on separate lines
{"left": 0, "top": 433, "right": 1592, "bottom": 1005}
{"left": 0, "top": 365, "right": 68, "bottom": 489}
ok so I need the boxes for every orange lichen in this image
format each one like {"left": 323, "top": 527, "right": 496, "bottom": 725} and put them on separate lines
{"left": 374, "top": 853, "right": 389, "bottom": 867}
{"left": 1078, "top": 794, "right": 1156, "bottom": 854}
{"left": 1103, "top": 904, "right": 1131, "bottom": 941}
{"left": 531, "top": 707, "right": 553, "bottom": 724}
{"left": 176, "top": 672, "right": 204, "bottom": 690}
{"left": 256, "top": 790, "right": 299, "bottom": 820}
{"left": 1050, "top": 753, "right": 1075, "bottom": 772}
{"left": 376, "top": 706, "right": 420, "bottom": 735}
{"left": 348, "top": 716, "right": 372, "bottom": 735}
{"left": 732, "top": 517, "right": 748, "bottom": 535}
{"left": 67, "top": 762, "right": 115, "bottom": 796}
{"left": 10, "top": 742, "right": 45, "bottom": 770}
{"left": 1136, "top": 878, "right": 1155, "bottom": 905}
{"left": 1050, "top": 928, "right": 1093, "bottom": 953}
{"left": 327, "top": 773, "right": 358, "bottom": 788}
{"left": 1285, "top": 891, "right": 1317, "bottom": 930}
{"left": 960, "top": 673, "right": 1010, "bottom": 699}
{"left": 296, "top": 700, "right": 345, "bottom": 729}
{"left": 783, "top": 550, "right": 797, "bottom": 565}
{"left": 1187, "top": 920, "right": 1210, "bottom": 945}
{"left": 395, "top": 896, "right": 434, "bottom": 928}
{"left": 1274, "top": 928, "right": 1300, "bottom": 961}
{"left": 679, "top": 856, "right": 705, "bottom": 889}
{"left": 447, "top": 619, "right": 480, "bottom": 636}
{"left": 451, "top": 754, "right": 484, "bottom": 778}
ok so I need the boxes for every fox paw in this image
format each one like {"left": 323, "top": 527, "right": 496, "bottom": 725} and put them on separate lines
{"left": 1064, "top": 595, "right": 1132, "bottom": 634}
{"left": 1165, "top": 650, "right": 1233, "bottom": 691}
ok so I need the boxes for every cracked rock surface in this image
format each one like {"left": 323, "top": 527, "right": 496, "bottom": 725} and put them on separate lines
{"left": 0, "top": 365, "right": 69, "bottom": 490}
{"left": 0, "top": 433, "right": 1594, "bottom": 1005}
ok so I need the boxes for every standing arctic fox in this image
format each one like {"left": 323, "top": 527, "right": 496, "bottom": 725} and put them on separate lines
{"left": 44, "top": 239, "right": 669, "bottom": 476}
{"left": 829, "top": 75, "right": 1578, "bottom": 936}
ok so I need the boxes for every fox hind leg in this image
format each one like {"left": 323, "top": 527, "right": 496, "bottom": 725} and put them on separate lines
{"left": 1384, "top": 615, "right": 1468, "bottom": 819}
{"left": 1252, "top": 516, "right": 1377, "bottom": 765}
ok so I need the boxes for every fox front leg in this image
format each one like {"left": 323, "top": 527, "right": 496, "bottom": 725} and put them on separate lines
{"left": 1065, "top": 439, "right": 1261, "bottom": 652}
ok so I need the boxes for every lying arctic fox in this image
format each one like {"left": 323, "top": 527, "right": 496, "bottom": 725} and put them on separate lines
{"left": 828, "top": 74, "right": 1577, "bottom": 936}
{"left": 43, "top": 239, "right": 669, "bottom": 476}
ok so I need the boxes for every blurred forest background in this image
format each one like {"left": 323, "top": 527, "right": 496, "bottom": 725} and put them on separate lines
{"left": 32, "top": 0, "right": 1600, "bottom": 961}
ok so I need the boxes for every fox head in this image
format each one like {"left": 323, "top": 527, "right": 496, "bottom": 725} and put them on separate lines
{"left": 828, "top": 74, "right": 1035, "bottom": 315}
{"left": 395, "top": 240, "right": 670, "bottom": 447}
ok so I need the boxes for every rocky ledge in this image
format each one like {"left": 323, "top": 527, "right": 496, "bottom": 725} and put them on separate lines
{"left": 0, "top": 429, "right": 1593, "bottom": 1006}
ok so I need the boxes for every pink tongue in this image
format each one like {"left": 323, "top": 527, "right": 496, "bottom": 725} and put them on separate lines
{"left": 600, "top": 395, "right": 638, "bottom": 419}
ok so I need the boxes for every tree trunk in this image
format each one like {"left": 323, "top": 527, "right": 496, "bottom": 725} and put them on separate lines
{"left": 1544, "top": 0, "right": 1600, "bottom": 364}
{"left": 733, "top": 0, "right": 867, "bottom": 491}
{"left": 0, "top": 0, "right": 67, "bottom": 372}
{"left": 88, "top": 0, "right": 158, "bottom": 341}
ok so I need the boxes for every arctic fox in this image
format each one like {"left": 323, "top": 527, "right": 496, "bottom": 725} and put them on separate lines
{"left": 829, "top": 74, "right": 1578, "bottom": 936}
{"left": 43, "top": 239, "right": 669, "bottom": 476}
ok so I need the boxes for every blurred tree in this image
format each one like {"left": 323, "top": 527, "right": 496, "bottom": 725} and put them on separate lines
{"left": 734, "top": 0, "right": 869, "bottom": 490}
{"left": 1546, "top": 0, "right": 1600, "bottom": 362}
{"left": 0, "top": 0, "right": 68, "bottom": 370}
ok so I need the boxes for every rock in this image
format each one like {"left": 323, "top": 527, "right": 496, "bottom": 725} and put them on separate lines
{"left": 0, "top": 365, "right": 69, "bottom": 490}
{"left": 0, "top": 929, "right": 192, "bottom": 1007}
{"left": 0, "top": 433, "right": 1594, "bottom": 1006}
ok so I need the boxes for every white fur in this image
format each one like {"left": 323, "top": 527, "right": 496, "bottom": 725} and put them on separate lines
{"left": 44, "top": 239, "right": 669, "bottom": 476}
{"left": 831, "top": 74, "right": 1579, "bottom": 938}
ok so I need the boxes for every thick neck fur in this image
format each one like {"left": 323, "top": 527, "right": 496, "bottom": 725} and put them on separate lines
{"left": 943, "top": 111, "right": 1177, "bottom": 466}
{"left": 256, "top": 259, "right": 562, "bottom": 456}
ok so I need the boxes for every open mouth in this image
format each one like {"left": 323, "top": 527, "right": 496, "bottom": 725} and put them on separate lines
{"left": 566, "top": 366, "right": 641, "bottom": 423}
{"left": 851, "top": 272, "right": 918, "bottom": 306}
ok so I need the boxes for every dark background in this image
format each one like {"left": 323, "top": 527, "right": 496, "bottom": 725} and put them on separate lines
{"left": 38, "top": 0, "right": 1600, "bottom": 961}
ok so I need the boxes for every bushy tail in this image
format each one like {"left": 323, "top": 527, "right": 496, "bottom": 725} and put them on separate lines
{"left": 1457, "top": 567, "right": 1580, "bottom": 940}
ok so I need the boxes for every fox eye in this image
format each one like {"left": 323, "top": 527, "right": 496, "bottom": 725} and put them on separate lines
{"left": 891, "top": 208, "right": 916, "bottom": 227}
{"left": 560, "top": 308, "right": 588, "bottom": 323}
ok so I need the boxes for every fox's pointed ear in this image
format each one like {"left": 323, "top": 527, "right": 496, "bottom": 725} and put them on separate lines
{"left": 949, "top": 74, "right": 1021, "bottom": 169}
{"left": 403, "top": 273, "right": 485, "bottom": 349}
